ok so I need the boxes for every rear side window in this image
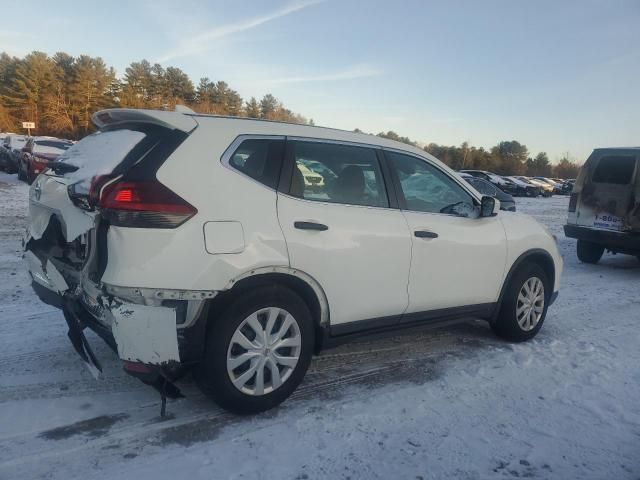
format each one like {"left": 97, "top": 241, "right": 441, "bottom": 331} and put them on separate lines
{"left": 592, "top": 155, "right": 636, "bottom": 184}
{"left": 288, "top": 141, "right": 389, "bottom": 208}
{"left": 228, "top": 138, "right": 285, "bottom": 189}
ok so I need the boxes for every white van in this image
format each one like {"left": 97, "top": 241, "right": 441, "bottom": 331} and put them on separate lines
{"left": 565, "top": 148, "right": 640, "bottom": 263}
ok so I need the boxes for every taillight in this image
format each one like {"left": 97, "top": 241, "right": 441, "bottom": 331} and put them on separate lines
{"left": 98, "top": 180, "right": 197, "bottom": 228}
{"left": 568, "top": 193, "right": 578, "bottom": 212}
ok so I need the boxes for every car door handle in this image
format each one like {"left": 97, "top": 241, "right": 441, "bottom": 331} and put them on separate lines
{"left": 294, "top": 221, "right": 329, "bottom": 231}
{"left": 414, "top": 230, "right": 438, "bottom": 239}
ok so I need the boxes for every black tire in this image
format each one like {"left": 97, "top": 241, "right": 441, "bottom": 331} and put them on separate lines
{"left": 196, "top": 285, "right": 314, "bottom": 414}
{"left": 492, "top": 263, "right": 550, "bottom": 342}
{"left": 577, "top": 240, "right": 604, "bottom": 264}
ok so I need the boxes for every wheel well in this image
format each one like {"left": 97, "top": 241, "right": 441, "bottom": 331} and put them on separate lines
{"left": 494, "top": 250, "right": 556, "bottom": 321}
{"left": 523, "top": 252, "right": 556, "bottom": 293}
{"left": 204, "top": 273, "right": 326, "bottom": 352}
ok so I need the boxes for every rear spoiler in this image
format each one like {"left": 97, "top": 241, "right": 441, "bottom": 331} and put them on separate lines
{"left": 92, "top": 108, "right": 198, "bottom": 133}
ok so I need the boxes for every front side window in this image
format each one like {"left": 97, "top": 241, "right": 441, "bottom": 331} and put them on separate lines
{"left": 228, "top": 138, "right": 285, "bottom": 189}
{"left": 592, "top": 155, "right": 636, "bottom": 185}
{"left": 288, "top": 141, "right": 388, "bottom": 208}
{"left": 387, "top": 151, "right": 476, "bottom": 217}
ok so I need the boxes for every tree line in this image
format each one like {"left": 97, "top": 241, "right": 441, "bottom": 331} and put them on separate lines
{"left": 0, "top": 51, "right": 579, "bottom": 178}
{"left": 0, "top": 51, "right": 310, "bottom": 139}
{"left": 372, "top": 131, "right": 580, "bottom": 179}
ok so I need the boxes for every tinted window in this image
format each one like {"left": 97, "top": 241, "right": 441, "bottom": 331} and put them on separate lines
{"left": 592, "top": 155, "right": 636, "bottom": 184}
{"left": 229, "top": 138, "right": 285, "bottom": 189}
{"left": 288, "top": 141, "right": 388, "bottom": 208}
{"left": 35, "top": 140, "right": 71, "bottom": 150}
{"left": 467, "top": 177, "right": 497, "bottom": 196}
{"left": 388, "top": 152, "right": 475, "bottom": 217}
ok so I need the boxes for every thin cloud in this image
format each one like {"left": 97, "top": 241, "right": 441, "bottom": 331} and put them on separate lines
{"left": 265, "top": 64, "right": 383, "bottom": 85}
{"left": 157, "top": 0, "right": 323, "bottom": 63}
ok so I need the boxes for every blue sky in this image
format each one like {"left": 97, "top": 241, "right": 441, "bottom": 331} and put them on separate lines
{"left": 3, "top": 0, "right": 639, "bottom": 162}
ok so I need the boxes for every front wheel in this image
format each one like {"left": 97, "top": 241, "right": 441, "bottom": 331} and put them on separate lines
{"left": 196, "top": 285, "right": 314, "bottom": 414}
{"left": 577, "top": 240, "right": 604, "bottom": 264}
{"left": 492, "top": 263, "right": 549, "bottom": 342}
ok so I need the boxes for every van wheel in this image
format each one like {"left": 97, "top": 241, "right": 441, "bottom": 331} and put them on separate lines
{"left": 197, "top": 285, "right": 314, "bottom": 414}
{"left": 577, "top": 240, "right": 604, "bottom": 264}
{"left": 492, "top": 263, "right": 549, "bottom": 342}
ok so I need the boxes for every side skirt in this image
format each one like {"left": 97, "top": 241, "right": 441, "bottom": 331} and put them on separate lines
{"left": 322, "top": 303, "right": 496, "bottom": 350}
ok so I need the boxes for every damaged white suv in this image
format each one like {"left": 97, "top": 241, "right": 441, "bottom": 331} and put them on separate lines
{"left": 25, "top": 108, "right": 562, "bottom": 414}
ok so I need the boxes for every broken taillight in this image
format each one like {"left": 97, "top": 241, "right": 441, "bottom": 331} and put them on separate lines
{"left": 98, "top": 180, "right": 197, "bottom": 228}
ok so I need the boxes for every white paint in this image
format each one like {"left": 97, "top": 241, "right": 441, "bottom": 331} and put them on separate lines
{"left": 203, "top": 221, "right": 245, "bottom": 254}
{"left": 110, "top": 303, "right": 180, "bottom": 365}
{"left": 28, "top": 174, "right": 95, "bottom": 241}
{"left": 277, "top": 193, "right": 412, "bottom": 324}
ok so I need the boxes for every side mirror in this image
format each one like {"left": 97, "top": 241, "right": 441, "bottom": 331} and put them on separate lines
{"left": 480, "top": 196, "right": 498, "bottom": 217}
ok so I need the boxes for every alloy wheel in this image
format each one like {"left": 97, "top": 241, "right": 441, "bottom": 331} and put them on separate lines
{"left": 516, "top": 277, "right": 545, "bottom": 331}
{"left": 226, "top": 307, "right": 301, "bottom": 396}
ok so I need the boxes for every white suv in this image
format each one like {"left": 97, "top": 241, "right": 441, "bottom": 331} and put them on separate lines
{"left": 25, "top": 108, "right": 562, "bottom": 413}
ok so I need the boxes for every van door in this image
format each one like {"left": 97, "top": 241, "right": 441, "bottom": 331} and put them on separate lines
{"left": 576, "top": 152, "right": 639, "bottom": 232}
{"left": 277, "top": 139, "right": 412, "bottom": 330}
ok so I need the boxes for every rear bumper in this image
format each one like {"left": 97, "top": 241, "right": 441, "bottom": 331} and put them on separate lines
{"left": 564, "top": 224, "right": 640, "bottom": 253}
{"left": 28, "top": 269, "right": 203, "bottom": 370}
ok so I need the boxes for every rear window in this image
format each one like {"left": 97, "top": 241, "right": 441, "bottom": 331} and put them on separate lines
{"left": 59, "top": 129, "right": 146, "bottom": 192}
{"left": 592, "top": 155, "right": 636, "bottom": 184}
{"left": 34, "top": 140, "right": 71, "bottom": 155}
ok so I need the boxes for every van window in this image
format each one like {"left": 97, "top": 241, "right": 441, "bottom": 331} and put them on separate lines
{"left": 288, "top": 141, "right": 389, "bottom": 208}
{"left": 228, "top": 138, "right": 285, "bottom": 189}
{"left": 592, "top": 155, "right": 636, "bottom": 185}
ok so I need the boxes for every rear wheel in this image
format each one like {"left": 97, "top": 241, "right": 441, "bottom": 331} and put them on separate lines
{"left": 197, "top": 285, "right": 314, "bottom": 414}
{"left": 577, "top": 240, "right": 604, "bottom": 264}
{"left": 492, "top": 263, "right": 549, "bottom": 342}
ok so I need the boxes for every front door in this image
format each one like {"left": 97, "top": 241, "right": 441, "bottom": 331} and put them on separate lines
{"left": 385, "top": 150, "right": 507, "bottom": 317}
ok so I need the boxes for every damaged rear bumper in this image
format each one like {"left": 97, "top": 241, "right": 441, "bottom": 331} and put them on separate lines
{"left": 26, "top": 247, "right": 200, "bottom": 392}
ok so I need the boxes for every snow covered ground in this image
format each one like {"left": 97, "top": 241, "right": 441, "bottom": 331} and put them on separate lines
{"left": 0, "top": 171, "right": 638, "bottom": 480}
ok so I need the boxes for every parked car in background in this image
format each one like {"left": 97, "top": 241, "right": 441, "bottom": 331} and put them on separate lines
{"left": 518, "top": 177, "right": 554, "bottom": 197}
{"left": 565, "top": 148, "right": 640, "bottom": 264}
{"left": 506, "top": 176, "right": 541, "bottom": 197}
{"left": 25, "top": 107, "right": 562, "bottom": 414}
{"left": 0, "top": 134, "right": 27, "bottom": 173}
{"left": 19, "top": 136, "right": 73, "bottom": 184}
{"left": 534, "top": 177, "right": 563, "bottom": 195}
{"left": 459, "top": 170, "right": 521, "bottom": 196}
{"left": 460, "top": 173, "right": 516, "bottom": 211}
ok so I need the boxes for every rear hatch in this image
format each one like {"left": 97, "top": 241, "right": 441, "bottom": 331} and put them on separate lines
{"left": 25, "top": 109, "right": 197, "bottom": 300}
{"left": 573, "top": 149, "right": 640, "bottom": 232}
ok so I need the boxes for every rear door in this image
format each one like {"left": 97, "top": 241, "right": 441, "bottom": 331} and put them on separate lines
{"left": 277, "top": 139, "right": 412, "bottom": 329}
{"left": 576, "top": 152, "right": 639, "bottom": 232}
